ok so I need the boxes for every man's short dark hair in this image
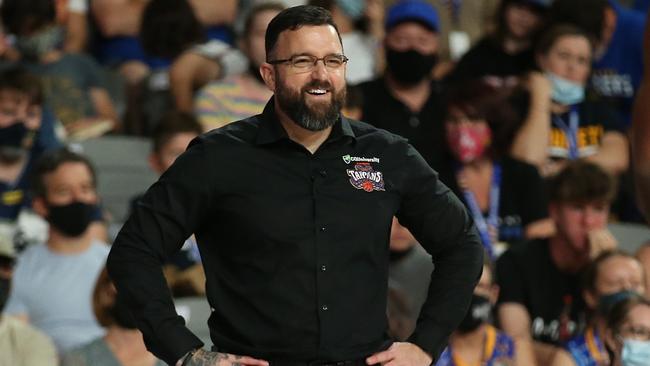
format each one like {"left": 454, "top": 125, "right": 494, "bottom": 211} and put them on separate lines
{"left": 548, "top": 160, "right": 617, "bottom": 205}
{"left": 0, "top": 67, "right": 43, "bottom": 106}
{"left": 31, "top": 148, "right": 97, "bottom": 199}
{"left": 151, "top": 111, "right": 202, "bottom": 153}
{"left": 0, "top": 0, "right": 55, "bottom": 35}
{"left": 264, "top": 5, "right": 342, "bottom": 60}
{"left": 549, "top": 0, "right": 609, "bottom": 43}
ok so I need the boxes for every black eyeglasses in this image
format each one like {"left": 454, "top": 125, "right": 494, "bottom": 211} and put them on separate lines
{"left": 268, "top": 54, "right": 349, "bottom": 71}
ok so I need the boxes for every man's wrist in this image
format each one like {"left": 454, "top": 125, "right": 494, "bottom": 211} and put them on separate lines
{"left": 176, "top": 348, "right": 199, "bottom": 366}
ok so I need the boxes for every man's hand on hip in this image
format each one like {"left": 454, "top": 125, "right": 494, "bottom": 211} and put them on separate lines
{"left": 366, "top": 342, "right": 432, "bottom": 366}
{"left": 181, "top": 349, "right": 269, "bottom": 366}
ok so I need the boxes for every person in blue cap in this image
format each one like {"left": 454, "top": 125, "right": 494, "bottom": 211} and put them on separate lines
{"left": 357, "top": 0, "right": 447, "bottom": 171}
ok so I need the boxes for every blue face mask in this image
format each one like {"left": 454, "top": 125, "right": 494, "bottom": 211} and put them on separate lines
{"left": 622, "top": 339, "right": 650, "bottom": 366}
{"left": 546, "top": 72, "right": 585, "bottom": 105}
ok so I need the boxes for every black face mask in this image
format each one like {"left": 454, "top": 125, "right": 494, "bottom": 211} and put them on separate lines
{"left": 46, "top": 201, "right": 96, "bottom": 237}
{"left": 457, "top": 294, "right": 492, "bottom": 333}
{"left": 0, "top": 122, "right": 28, "bottom": 148}
{"left": 0, "top": 123, "right": 30, "bottom": 164}
{"left": 110, "top": 293, "right": 138, "bottom": 329}
{"left": 385, "top": 48, "right": 438, "bottom": 86}
{"left": 0, "top": 277, "right": 10, "bottom": 312}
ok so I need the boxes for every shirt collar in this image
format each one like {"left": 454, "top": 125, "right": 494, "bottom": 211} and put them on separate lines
{"left": 255, "top": 96, "right": 356, "bottom": 146}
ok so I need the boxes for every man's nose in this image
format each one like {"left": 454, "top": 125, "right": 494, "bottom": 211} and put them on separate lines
{"left": 310, "top": 60, "right": 329, "bottom": 79}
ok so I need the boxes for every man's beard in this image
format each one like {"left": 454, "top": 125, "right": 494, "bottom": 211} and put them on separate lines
{"left": 275, "top": 72, "right": 346, "bottom": 131}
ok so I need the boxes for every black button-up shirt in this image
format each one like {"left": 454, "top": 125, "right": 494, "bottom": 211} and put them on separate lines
{"left": 107, "top": 98, "right": 483, "bottom": 366}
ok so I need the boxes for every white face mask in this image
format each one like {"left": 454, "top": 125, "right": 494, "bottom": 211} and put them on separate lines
{"left": 545, "top": 72, "right": 585, "bottom": 106}
{"left": 621, "top": 338, "right": 650, "bottom": 366}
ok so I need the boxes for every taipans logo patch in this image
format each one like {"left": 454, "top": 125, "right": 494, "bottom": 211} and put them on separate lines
{"left": 346, "top": 163, "right": 385, "bottom": 192}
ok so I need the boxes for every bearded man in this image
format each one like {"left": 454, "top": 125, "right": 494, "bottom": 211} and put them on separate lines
{"left": 108, "top": 5, "right": 483, "bottom": 366}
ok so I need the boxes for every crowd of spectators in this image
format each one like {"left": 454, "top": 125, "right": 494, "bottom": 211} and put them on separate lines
{"left": 0, "top": 0, "right": 650, "bottom": 365}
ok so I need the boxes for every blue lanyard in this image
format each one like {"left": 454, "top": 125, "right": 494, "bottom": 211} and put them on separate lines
{"left": 553, "top": 106, "right": 580, "bottom": 160}
{"left": 461, "top": 163, "right": 501, "bottom": 260}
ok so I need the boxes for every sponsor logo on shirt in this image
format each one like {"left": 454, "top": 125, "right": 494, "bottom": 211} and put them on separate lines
{"left": 346, "top": 163, "right": 385, "bottom": 192}
{"left": 342, "top": 154, "right": 380, "bottom": 164}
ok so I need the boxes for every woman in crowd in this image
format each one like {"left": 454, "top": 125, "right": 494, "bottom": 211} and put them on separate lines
{"left": 437, "top": 79, "right": 551, "bottom": 258}
{"left": 511, "top": 24, "right": 628, "bottom": 177}
{"left": 551, "top": 250, "right": 646, "bottom": 366}
{"left": 603, "top": 293, "right": 650, "bottom": 366}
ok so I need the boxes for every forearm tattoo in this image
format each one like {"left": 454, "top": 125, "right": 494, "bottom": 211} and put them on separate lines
{"left": 187, "top": 349, "right": 244, "bottom": 366}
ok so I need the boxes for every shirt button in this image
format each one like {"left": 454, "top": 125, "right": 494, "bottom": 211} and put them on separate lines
{"left": 319, "top": 170, "right": 327, "bottom": 177}
{"left": 321, "top": 305, "right": 328, "bottom": 311}
{"left": 321, "top": 265, "right": 327, "bottom": 272}
{"left": 320, "top": 226, "right": 326, "bottom": 232}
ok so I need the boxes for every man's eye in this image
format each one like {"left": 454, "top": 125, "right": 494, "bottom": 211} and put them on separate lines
{"left": 293, "top": 57, "right": 313, "bottom": 68}
{"left": 325, "top": 58, "right": 342, "bottom": 67}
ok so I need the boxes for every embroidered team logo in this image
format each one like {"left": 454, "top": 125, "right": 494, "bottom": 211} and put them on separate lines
{"left": 346, "top": 163, "right": 385, "bottom": 192}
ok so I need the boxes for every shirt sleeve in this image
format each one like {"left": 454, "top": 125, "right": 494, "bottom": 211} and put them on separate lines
{"left": 396, "top": 143, "right": 484, "bottom": 361}
{"left": 107, "top": 138, "right": 217, "bottom": 364}
{"left": 495, "top": 249, "right": 525, "bottom": 305}
{"left": 4, "top": 260, "right": 29, "bottom": 316}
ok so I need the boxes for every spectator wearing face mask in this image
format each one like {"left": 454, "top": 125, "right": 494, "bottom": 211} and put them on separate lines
{"left": 61, "top": 268, "right": 165, "bottom": 366}
{"left": 357, "top": 0, "right": 446, "bottom": 170}
{"left": 603, "top": 293, "right": 650, "bottom": 366}
{"left": 437, "top": 80, "right": 552, "bottom": 256}
{"left": 550, "top": 0, "right": 646, "bottom": 126}
{"left": 511, "top": 24, "right": 628, "bottom": 178}
{"left": 0, "top": 68, "right": 50, "bottom": 221}
{"left": 436, "top": 256, "right": 536, "bottom": 366}
{"left": 551, "top": 250, "right": 646, "bottom": 366}
{"left": 0, "top": 237, "right": 57, "bottom": 366}
{"left": 0, "top": 0, "right": 119, "bottom": 139}
{"left": 3, "top": 148, "right": 109, "bottom": 353}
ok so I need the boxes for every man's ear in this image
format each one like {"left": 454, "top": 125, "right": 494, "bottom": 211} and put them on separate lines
{"left": 32, "top": 196, "right": 48, "bottom": 218}
{"left": 260, "top": 63, "right": 276, "bottom": 92}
